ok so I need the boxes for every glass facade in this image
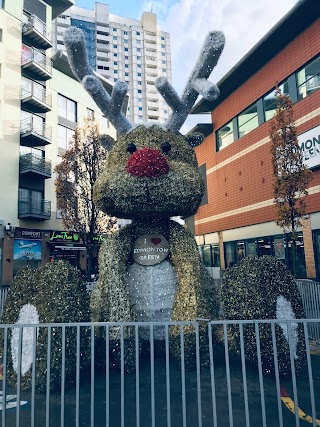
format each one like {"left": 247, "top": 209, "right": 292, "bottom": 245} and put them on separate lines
{"left": 199, "top": 244, "right": 220, "bottom": 268}
{"left": 216, "top": 120, "right": 234, "bottom": 151}
{"left": 238, "top": 103, "right": 259, "bottom": 137}
{"left": 58, "top": 94, "right": 77, "bottom": 122}
{"left": 216, "top": 54, "right": 320, "bottom": 152}
{"left": 57, "top": 125, "right": 74, "bottom": 153}
{"left": 223, "top": 233, "right": 307, "bottom": 278}
{"left": 297, "top": 55, "right": 320, "bottom": 100}
{"left": 263, "top": 79, "right": 289, "bottom": 121}
{"left": 71, "top": 19, "right": 96, "bottom": 69}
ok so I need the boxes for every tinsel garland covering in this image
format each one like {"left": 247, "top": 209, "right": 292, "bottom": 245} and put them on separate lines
{"left": 221, "top": 256, "right": 305, "bottom": 376}
{"left": 0, "top": 261, "right": 91, "bottom": 392}
{"left": 93, "top": 125, "right": 204, "bottom": 220}
{"left": 91, "top": 219, "right": 220, "bottom": 368}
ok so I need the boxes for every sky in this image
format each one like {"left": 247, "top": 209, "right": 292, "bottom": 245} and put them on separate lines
{"left": 73, "top": 0, "right": 300, "bottom": 133}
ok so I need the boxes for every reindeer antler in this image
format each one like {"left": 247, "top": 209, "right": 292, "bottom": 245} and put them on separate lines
{"left": 63, "top": 27, "right": 132, "bottom": 135}
{"left": 155, "top": 31, "right": 225, "bottom": 133}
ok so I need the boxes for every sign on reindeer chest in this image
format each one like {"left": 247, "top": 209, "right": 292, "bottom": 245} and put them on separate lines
{"left": 127, "top": 233, "right": 178, "bottom": 333}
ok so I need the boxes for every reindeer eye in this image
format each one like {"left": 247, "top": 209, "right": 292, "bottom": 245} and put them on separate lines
{"left": 162, "top": 142, "right": 171, "bottom": 153}
{"left": 127, "top": 143, "right": 137, "bottom": 154}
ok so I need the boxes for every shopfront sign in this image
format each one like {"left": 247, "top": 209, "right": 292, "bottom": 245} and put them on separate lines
{"left": 50, "top": 231, "right": 80, "bottom": 242}
{"left": 298, "top": 125, "right": 320, "bottom": 169}
{"left": 15, "top": 228, "right": 42, "bottom": 239}
{"left": 92, "top": 234, "right": 107, "bottom": 243}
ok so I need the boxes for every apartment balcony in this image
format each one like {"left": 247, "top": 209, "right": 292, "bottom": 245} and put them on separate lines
{"left": 21, "top": 45, "right": 53, "bottom": 81}
{"left": 145, "top": 34, "right": 157, "bottom": 44}
{"left": 146, "top": 74, "right": 157, "bottom": 84}
{"left": 21, "top": 82, "right": 52, "bottom": 113}
{"left": 18, "top": 197, "right": 51, "bottom": 220}
{"left": 19, "top": 153, "right": 52, "bottom": 179}
{"left": 20, "top": 117, "right": 52, "bottom": 147}
{"left": 145, "top": 56, "right": 157, "bottom": 68}
{"left": 22, "top": 13, "right": 53, "bottom": 50}
{"left": 96, "top": 41, "right": 110, "bottom": 53}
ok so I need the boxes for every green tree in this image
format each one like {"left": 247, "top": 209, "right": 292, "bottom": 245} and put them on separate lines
{"left": 54, "top": 117, "right": 116, "bottom": 278}
{"left": 269, "top": 87, "right": 312, "bottom": 277}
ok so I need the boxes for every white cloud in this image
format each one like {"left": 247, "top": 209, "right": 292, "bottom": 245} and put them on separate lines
{"left": 157, "top": 0, "right": 299, "bottom": 133}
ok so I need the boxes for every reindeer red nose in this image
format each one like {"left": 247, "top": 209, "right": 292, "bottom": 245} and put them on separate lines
{"left": 126, "top": 147, "right": 169, "bottom": 178}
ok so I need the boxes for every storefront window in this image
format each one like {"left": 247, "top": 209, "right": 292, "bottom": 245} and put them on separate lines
{"left": 246, "top": 239, "right": 257, "bottom": 257}
{"left": 286, "top": 232, "right": 307, "bottom": 278}
{"left": 238, "top": 103, "right": 259, "bottom": 137}
{"left": 216, "top": 120, "right": 234, "bottom": 151}
{"left": 297, "top": 55, "right": 320, "bottom": 100}
{"left": 200, "top": 244, "right": 220, "bottom": 268}
{"left": 257, "top": 237, "right": 271, "bottom": 257}
{"left": 224, "top": 233, "right": 306, "bottom": 278}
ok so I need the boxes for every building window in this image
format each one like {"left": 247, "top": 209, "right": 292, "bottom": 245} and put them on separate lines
{"left": 216, "top": 120, "right": 234, "bottom": 151}
{"left": 136, "top": 31, "right": 140, "bottom": 35}
{"left": 138, "top": 89, "right": 142, "bottom": 94}
{"left": 138, "top": 81, "right": 142, "bottom": 86}
{"left": 162, "top": 53, "right": 165, "bottom": 57}
{"left": 161, "top": 36, "right": 165, "bottom": 40}
{"left": 125, "top": 72, "right": 129, "bottom": 77}
{"left": 139, "top": 107, "right": 143, "bottom": 111}
{"left": 238, "top": 102, "right": 259, "bottom": 138}
{"left": 263, "top": 80, "right": 289, "bottom": 121}
{"left": 125, "top": 55, "right": 129, "bottom": 59}
{"left": 137, "top": 40, "right": 141, "bottom": 44}
{"left": 161, "top": 44, "right": 165, "bottom": 48}
{"left": 113, "top": 36, "right": 117, "bottom": 40}
{"left": 114, "top": 70, "right": 118, "bottom": 74}
{"left": 86, "top": 108, "right": 94, "bottom": 119}
{"left": 113, "top": 28, "right": 117, "bottom": 31}
{"left": 114, "top": 61, "right": 118, "bottom": 65}
{"left": 0, "top": 28, "right": 2, "bottom": 42}
{"left": 114, "top": 53, "right": 118, "bottom": 57}
{"left": 57, "top": 125, "right": 74, "bottom": 153}
{"left": 137, "top": 72, "right": 141, "bottom": 77}
{"left": 124, "top": 31, "right": 128, "bottom": 35}
{"left": 113, "top": 44, "right": 117, "bottom": 48}
{"left": 162, "top": 68, "right": 166, "bottom": 72}
{"left": 137, "top": 56, "right": 141, "bottom": 60}
{"left": 137, "top": 48, "right": 141, "bottom": 52}
{"left": 162, "top": 60, "right": 166, "bottom": 65}
{"left": 297, "top": 55, "right": 320, "bottom": 100}
{"left": 124, "top": 47, "right": 128, "bottom": 52}
{"left": 124, "top": 39, "right": 128, "bottom": 44}
{"left": 58, "top": 94, "right": 77, "bottom": 122}
{"left": 199, "top": 244, "right": 220, "bottom": 268}
{"left": 101, "top": 115, "right": 109, "bottom": 128}
{"left": 137, "top": 64, "right": 141, "bottom": 68}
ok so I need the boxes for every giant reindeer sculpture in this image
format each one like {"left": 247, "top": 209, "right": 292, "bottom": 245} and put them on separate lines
{"left": 63, "top": 27, "right": 225, "bottom": 360}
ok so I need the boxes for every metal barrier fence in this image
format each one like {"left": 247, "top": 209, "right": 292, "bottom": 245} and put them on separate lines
{"left": 0, "top": 319, "right": 319, "bottom": 427}
{"left": 0, "top": 287, "right": 9, "bottom": 318}
{"left": 296, "top": 279, "right": 320, "bottom": 341}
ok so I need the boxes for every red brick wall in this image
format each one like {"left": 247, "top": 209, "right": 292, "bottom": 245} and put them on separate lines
{"left": 194, "top": 19, "right": 320, "bottom": 236}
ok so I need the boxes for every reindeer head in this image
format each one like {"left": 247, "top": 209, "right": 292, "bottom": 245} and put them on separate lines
{"left": 63, "top": 28, "right": 225, "bottom": 220}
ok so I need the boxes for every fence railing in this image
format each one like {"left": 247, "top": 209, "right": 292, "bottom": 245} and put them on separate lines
{"left": 0, "top": 319, "right": 318, "bottom": 427}
{"left": 296, "top": 279, "right": 320, "bottom": 341}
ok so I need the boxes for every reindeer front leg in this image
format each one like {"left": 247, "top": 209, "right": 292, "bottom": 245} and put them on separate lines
{"left": 91, "top": 224, "right": 135, "bottom": 323}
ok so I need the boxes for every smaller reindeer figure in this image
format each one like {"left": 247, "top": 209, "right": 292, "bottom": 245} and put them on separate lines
{"left": 64, "top": 28, "right": 225, "bottom": 363}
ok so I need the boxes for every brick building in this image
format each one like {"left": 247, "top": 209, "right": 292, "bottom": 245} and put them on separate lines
{"left": 190, "top": 0, "right": 320, "bottom": 280}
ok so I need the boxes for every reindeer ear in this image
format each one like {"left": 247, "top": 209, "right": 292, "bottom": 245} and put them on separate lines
{"left": 99, "top": 134, "right": 116, "bottom": 151}
{"left": 185, "top": 132, "right": 204, "bottom": 147}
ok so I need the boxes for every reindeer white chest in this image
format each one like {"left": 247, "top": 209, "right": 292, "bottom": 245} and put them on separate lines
{"left": 126, "top": 232, "right": 178, "bottom": 339}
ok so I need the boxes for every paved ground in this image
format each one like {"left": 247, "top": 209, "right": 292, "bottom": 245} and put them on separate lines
{"left": 0, "top": 344, "right": 319, "bottom": 427}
